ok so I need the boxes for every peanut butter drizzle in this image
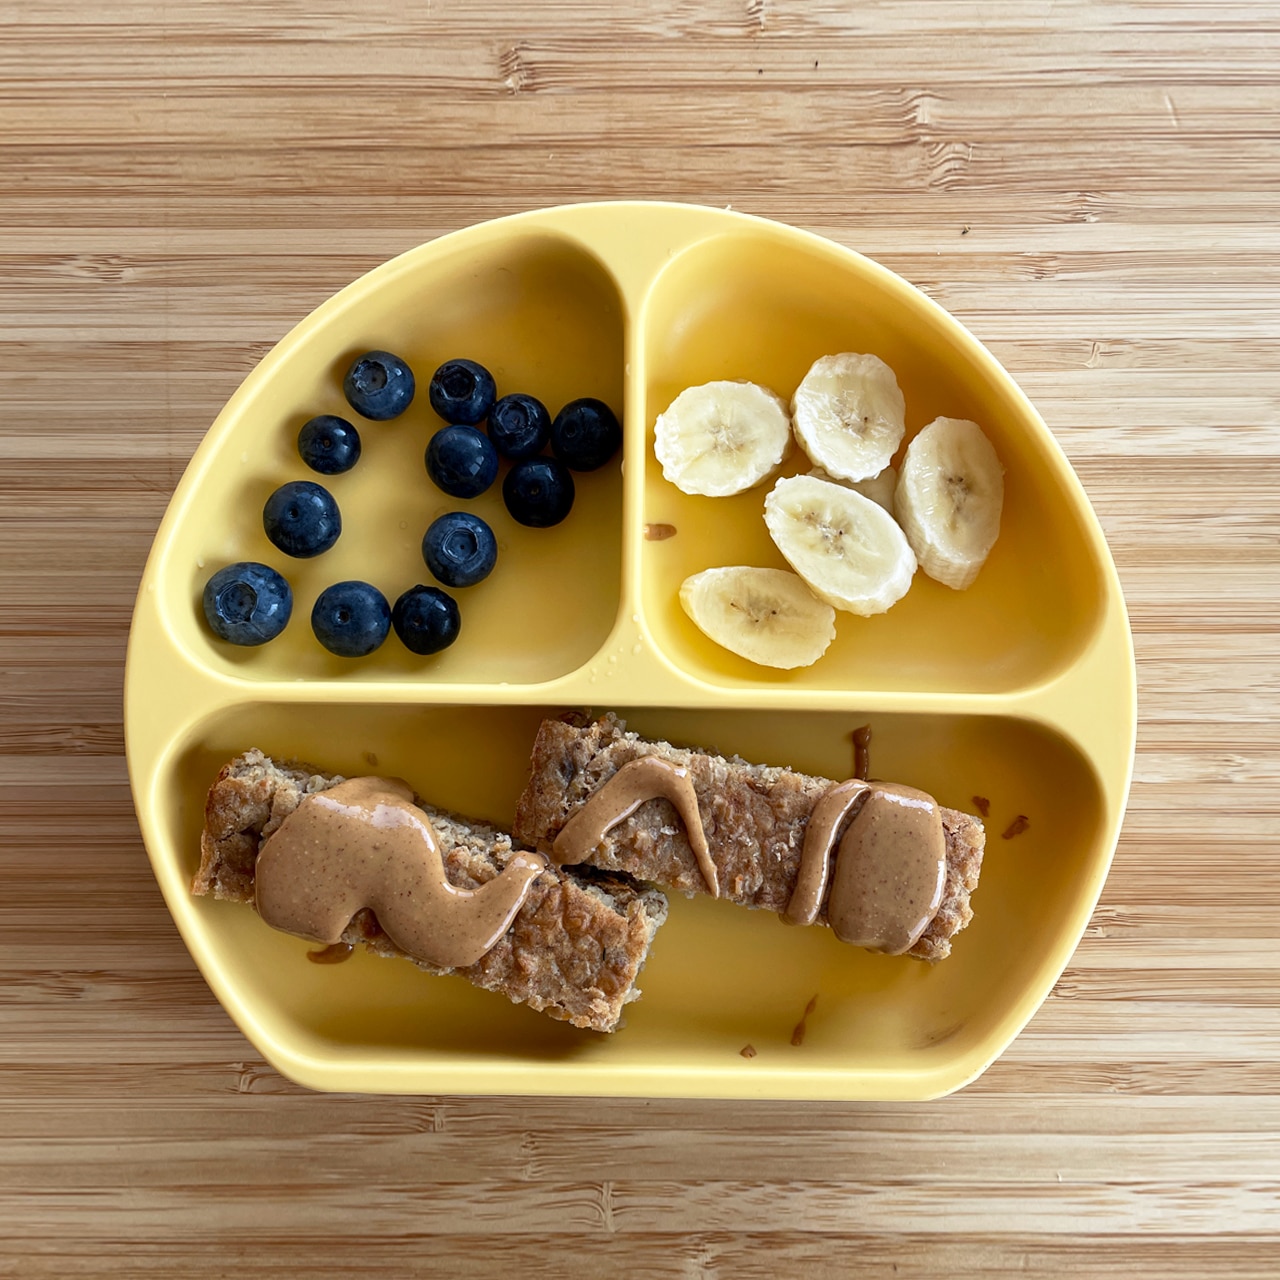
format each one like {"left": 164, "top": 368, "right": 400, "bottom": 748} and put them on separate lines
{"left": 784, "top": 779, "right": 870, "bottom": 927}
{"left": 826, "top": 784, "right": 947, "bottom": 954}
{"left": 551, "top": 756, "right": 719, "bottom": 897}
{"left": 255, "top": 776, "right": 547, "bottom": 969}
{"left": 786, "top": 781, "right": 947, "bottom": 954}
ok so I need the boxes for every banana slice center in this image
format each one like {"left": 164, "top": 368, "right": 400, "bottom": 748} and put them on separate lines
{"left": 943, "top": 471, "right": 978, "bottom": 532}
{"left": 836, "top": 393, "right": 873, "bottom": 435}
{"left": 710, "top": 404, "right": 744, "bottom": 452}
{"left": 734, "top": 593, "right": 779, "bottom": 624}
{"left": 804, "top": 509, "right": 872, "bottom": 561}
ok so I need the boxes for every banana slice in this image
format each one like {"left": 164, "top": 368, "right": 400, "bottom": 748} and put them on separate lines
{"left": 808, "top": 464, "right": 898, "bottom": 519}
{"left": 791, "top": 353, "right": 906, "bottom": 482}
{"left": 654, "top": 381, "right": 792, "bottom": 497}
{"left": 764, "top": 475, "right": 916, "bottom": 615}
{"left": 679, "top": 566, "right": 836, "bottom": 670}
{"left": 895, "top": 417, "right": 1004, "bottom": 590}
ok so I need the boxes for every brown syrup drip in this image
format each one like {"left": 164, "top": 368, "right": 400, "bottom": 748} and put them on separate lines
{"left": 852, "top": 724, "right": 872, "bottom": 781}
{"left": 643, "top": 523, "right": 678, "bottom": 541}
{"left": 256, "top": 777, "right": 547, "bottom": 969}
{"left": 307, "top": 942, "right": 354, "bottom": 965}
{"left": 1002, "top": 814, "right": 1030, "bottom": 840}
{"left": 791, "top": 994, "right": 819, "bottom": 1046}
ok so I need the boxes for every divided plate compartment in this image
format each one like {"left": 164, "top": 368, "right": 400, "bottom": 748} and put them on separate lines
{"left": 125, "top": 203, "right": 1136, "bottom": 1099}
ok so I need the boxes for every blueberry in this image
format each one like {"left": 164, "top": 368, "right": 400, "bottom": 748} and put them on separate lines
{"left": 202, "top": 562, "right": 292, "bottom": 646}
{"left": 311, "top": 580, "right": 390, "bottom": 657}
{"left": 298, "top": 415, "right": 361, "bottom": 475}
{"left": 426, "top": 425, "right": 499, "bottom": 499}
{"left": 343, "top": 350, "right": 415, "bottom": 421}
{"left": 263, "top": 480, "right": 341, "bottom": 558}
{"left": 550, "top": 398, "right": 622, "bottom": 471}
{"left": 423, "top": 512, "right": 497, "bottom": 588}
{"left": 487, "top": 392, "right": 551, "bottom": 461}
{"left": 392, "top": 585, "right": 461, "bottom": 656}
{"left": 503, "top": 457, "right": 575, "bottom": 528}
{"left": 428, "top": 359, "right": 496, "bottom": 426}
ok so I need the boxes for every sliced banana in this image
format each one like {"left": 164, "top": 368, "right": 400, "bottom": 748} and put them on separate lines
{"left": 679, "top": 566, "right": 836, "bottom": 670}
{"left": 764, "top": 475, "right": 916, "bottom": 616}
{"left": 791, "top": 353, "right": 906, "bottom": 482}
{"left": 807, "top": 464, "right": 898, "bottom": 519}
{"left": 654, "top": 381, "right": 792, "bottom": 497}
{"left": 895, "top": 417, "right": 1004, "bottom": 590}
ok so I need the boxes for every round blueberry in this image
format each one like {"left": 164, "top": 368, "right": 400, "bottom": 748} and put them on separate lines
{"left": 263, "top": 480, "right": 341, "bottom": 558}
{"left": 426, "top": 425, "right": 499, "bottom": 499}
{"left": 550, "top": 398, "right": 622, "bottom": 471}
{"left": 311, "top": 580, "right": 390, "bottom": 657}
{"left": 202, "top": 562, "right": 292, "bottom": 646}
{"left": 487, "top": 392, "right": 551, "bottom": 461}
{"left": 392, "top": 585, "right": 461, "bottom": 656}
{"left": 298, "top": 415, "right": 361, "bottom": 475}
{"left": 428, "top": 359, "right": 496, "bottom": 426}
{"left": 503, "top": 457, "right": 575, "bottom": 528}
{"left": 343, "top": 350, "right": 415, "bottom": 421}
{"left": 422, "top": 511, "right": 497, "bottom": 589}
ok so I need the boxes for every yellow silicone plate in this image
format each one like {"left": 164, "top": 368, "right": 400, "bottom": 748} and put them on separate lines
{"left": 125, "top": 203, "right": 1135, "bottom": 1099}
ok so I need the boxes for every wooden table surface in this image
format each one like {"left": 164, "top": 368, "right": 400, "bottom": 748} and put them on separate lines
{"left": 4, "top": 2, "right": 1278, "bottom": 1274}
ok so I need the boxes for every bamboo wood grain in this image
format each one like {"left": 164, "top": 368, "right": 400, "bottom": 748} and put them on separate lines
{"left": 1, "top": 0, "right": 1278, "bottom": 1274}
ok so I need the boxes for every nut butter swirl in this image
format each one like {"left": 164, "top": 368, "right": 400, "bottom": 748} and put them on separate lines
{"left": 784, "top": 779, "right": 871, "bottom": 927}
{"left": 551, "top": 756, "right": 719, "bottom": 897}
{"left": 786, "top": 781, "right": 947, "bottom": 955}
{"left": 255, "top": 776, "right": 547, "bottom": 969}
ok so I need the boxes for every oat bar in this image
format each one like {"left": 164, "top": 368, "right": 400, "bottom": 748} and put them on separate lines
{"left": 511, "top": 715, "right": 985, "bottom": 961}
{"left": 194, "top": 750, "right": 669, "bottom": 1032}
